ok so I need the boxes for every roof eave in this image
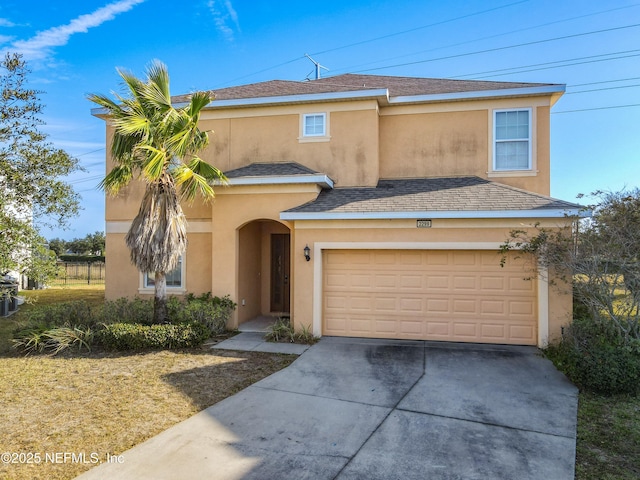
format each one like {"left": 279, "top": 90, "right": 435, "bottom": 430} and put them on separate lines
{"left": 280, "top": 208, "right": 584, "bottom": 221}
{"left": 215, "top": 174, "right": 334, "bottom": 189}
{"left": 388, "top": 84, "right": 566, "bottom": 105}
{"left": 90, "top": 84, "right": 566, "bottom": 117}
{"left": 195, "top": 88, "right": 391, "bottom": 110}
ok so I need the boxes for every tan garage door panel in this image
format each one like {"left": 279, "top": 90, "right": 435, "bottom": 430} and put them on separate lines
{"left": 323, "top": 250, "right": 537, "bottom": 345}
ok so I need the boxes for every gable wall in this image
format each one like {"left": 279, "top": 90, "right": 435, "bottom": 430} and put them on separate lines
{"left": 199, "top": 100, "right": 380, "bottom": 187}
{"left": 379, "top": 97, "right": 552, "bottom": 195}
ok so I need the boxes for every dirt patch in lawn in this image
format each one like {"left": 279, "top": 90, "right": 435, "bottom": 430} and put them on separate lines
{"left": 0, "top": 347, "right": 296, "bottom": 480}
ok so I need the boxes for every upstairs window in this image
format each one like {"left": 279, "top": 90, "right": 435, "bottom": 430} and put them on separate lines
{"left": 494, "top": 109, "right": 531, "bottom": 170}
{"left": 303, "top": 113, "right": 326, "bottom": 137}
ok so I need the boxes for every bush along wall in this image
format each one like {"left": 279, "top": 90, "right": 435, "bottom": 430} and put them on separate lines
{"left": 545, "top": 315, "right": 640, "bottom": 396}
{"left": 11, "top": 293, "right": 236, "bottom": 355}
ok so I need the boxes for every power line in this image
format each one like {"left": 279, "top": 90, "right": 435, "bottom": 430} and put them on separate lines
{"left": 459, "top": 51, "right": 640, "bottom": 80}
{"left": 553, "top": 104, "right": 640, "bottom": 114}
{"left": 212, "top": 1, "right": 528, "bottom": 88}
{"left": 75, "top": 148, "right": 105, "bottom": 157}
{"left": 68, "top": 174, "right": 103, "bottom": 185}
{"left": 566, "top": 84, "right": 640, "bottom": 95}
{"left": 350, "top": 23, "right": 640, "bottom": 74}
{"left": 310, "top": 0, "right": 529, "bottom": 56}
{"left": 329, "top": 3, "right": 640, "bottom": 76}
{"left": 569, "top": 76, "right": 640, "bottom": 87}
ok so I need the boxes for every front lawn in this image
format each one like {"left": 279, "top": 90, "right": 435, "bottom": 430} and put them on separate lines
{"left": 576, "top": 393, "right": 640, "bottom": 479}
{"left": 1, "top": 287, "right": 638, "bottom": 479}
{"left": 0, "top": 287, "right": 296, "bottom": 480}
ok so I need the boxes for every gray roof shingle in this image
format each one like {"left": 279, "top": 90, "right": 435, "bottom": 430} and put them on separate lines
{"left": 282, "top": 177, "right": 581, "bottom": 218}
{"left": 224, "top": 162, "right": 320, "bottom": 178}
{"left": 175, "top": 74, "right": 560, "bottom": 103}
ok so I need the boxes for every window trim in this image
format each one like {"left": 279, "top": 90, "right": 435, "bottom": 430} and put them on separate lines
{"left": 491, "top": 107, "right": 533, "bottom": 173}
{"left": 299, "top": 112, "right": 330, "bottom": 142}
{"left": 138, "top": 255, "right": 186, "bottom": 294}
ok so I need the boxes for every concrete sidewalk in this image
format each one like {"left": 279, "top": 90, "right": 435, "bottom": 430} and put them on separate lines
{"left": 76, "top": 338, "right": 578, "bottom": 480}
{"left": 208, "top": 331, "right": 310, "bottom": 355}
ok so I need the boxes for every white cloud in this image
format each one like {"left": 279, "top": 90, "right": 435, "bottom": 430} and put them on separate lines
{"left": 0, "top": 18, "right": 16, "bottom": 27}
{"left": 0, "top": 34, "right": 14, "bottom": 45}
{"left": 3, "top": 0, "right": 145, "bottom": 61}
{"left": 207, "top": 0, "right": 240, "bottom": 41}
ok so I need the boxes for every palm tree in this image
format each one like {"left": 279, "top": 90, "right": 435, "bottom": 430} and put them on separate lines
{"left": 88, "top": 60, "right": 225, "bottom": 323}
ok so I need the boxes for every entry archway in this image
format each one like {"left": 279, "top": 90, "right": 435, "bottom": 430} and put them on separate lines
{"left": 237, "top": 219, "right": 291, "bottom": 326}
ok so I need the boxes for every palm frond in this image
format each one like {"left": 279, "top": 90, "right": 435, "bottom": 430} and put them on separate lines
{"left": 99, "top": 164, "right": 133, "bottom": 195}
{"left": 144, "top": 60, "right": 172, "bottom": 107}
{"left": 174, "top": 157, "right": 226, "bottom": 203}
{"left": 138, "top": 145, "right": 167, "bottom": 181}
{"left": 89, "top": 61, "right": 225, "bottom": 312}
{"left": 186, "top": 91, "right": 212, "bottom": 118}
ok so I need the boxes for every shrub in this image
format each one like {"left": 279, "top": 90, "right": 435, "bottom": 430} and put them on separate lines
{"left": 12, "top": 325, "right": 94, "bottom": 355}
{"left": 11, "top": 292, "right": 234, "bottom": 355}
{"left": 265, "top": 318, "right": 318, "bottom": 345}
{"left": 179, "top": 293, "right": 236, "bottom": 334}
{"left": 545, "top": 317, "right": 640, "bottom": 395}
{"left": 177, "top": 302, "right": 227, "bottom": 335}
{"left": 98, "top": 322, "right": 210, "bottom": 350}
{"left": 98, "top": 297, "right": 154, "bottom": 325}
{"left": 20, "top": 300, "right": 94, "bottom": 329}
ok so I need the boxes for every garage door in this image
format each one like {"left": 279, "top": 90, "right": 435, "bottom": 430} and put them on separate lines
{"left": 323, "top": 250, "right": 537, "bottom": 345}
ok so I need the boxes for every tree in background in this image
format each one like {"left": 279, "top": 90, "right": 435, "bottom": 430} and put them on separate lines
{"left": 0, "top": 53, "right": 81, "bottom": 285}
{"left": 88, "top": 61, "right": 225, "bottom": 323}
{"left": 501, "top": 189, "right": 640, "bottom": 394}
{"left": 49, "top": 231, "right": 106, "bottom": 257}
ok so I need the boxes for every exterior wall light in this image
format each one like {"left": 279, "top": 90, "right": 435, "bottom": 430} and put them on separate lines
{"left": 304, "top": 244, "right": 311, "bottom": 262}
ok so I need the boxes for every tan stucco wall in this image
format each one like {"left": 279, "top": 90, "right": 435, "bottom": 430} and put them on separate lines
{"left": 289, "top": 218, "right": 572, "bottom": 346}
{"left": 105, "top": 233, "right": 138, "bottom": 300}
{"left": 209, "top": 186, "right": 317, "bottom": 328}
{"left": 102, "top": 92, "right": 563, "bottom": 341}
{"left": 379, "top": 109, "right": 487, "bottom": 179}
{"left": 199, "top": 101, "right": 380, "bottom": 187}
{"left": 237, "top": 222, "right": 262, "bottom": 323}
{"left": 104, "top": 232, "right": 212, "bottom": 300}
{"left": 237, "top": 219, "right": 293, "bottom": 324}
{"left": 547, "top": 268, "right": 573, "bottom": 343}
{"left": 378, "top": 99, "right": 553, "bottom": 195}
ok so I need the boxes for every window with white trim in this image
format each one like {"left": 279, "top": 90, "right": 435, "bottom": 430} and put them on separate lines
{"left": 143, "top": 256, "right": 183, "bottom": 289}
{"left": 302, "top": 113, "right": 326, "bottom": 137}
{"left": 493, "top": 109, "right": 531, "bottom": 170}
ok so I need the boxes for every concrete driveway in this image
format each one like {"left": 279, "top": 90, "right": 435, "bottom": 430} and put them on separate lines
{"left": 76, "top": 338, "right": 578, "bottom": 480}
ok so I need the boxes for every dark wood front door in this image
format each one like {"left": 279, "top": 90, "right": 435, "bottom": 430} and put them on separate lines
{"left": 270, "top": 234, "right": 290, "bottom": 313}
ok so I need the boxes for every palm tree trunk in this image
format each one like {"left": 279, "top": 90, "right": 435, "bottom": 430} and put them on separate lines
{"left": 154, "top": 271, "right": 168, "bottom": 323}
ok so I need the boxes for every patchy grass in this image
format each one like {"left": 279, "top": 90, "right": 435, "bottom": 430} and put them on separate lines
{"left": 0, "top": 286, "right": 296, "bottom": 480}
{"left": 576, "top": 392, "right": 640, "bottom": 480}
{"left": 0, "top": 287, "right": 105, "bottom": 355}
{"left": 5, "top": 287, "right": 640, "bottom": 479}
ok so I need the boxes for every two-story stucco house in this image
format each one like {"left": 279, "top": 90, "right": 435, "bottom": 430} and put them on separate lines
{"left": 97, "top": 73, "right": 581, "bottom": 347}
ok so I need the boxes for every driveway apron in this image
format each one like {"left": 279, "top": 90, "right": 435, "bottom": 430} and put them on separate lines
{"left": 76, "top": 338, "right": 578, "bottom": 480}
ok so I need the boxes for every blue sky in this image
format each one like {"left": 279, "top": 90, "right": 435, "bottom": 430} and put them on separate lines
{"left": 1, "top": 0, "right": 639, "bottom": 240}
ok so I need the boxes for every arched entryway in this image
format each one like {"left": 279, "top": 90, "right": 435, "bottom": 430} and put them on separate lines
{"left": 237, "top": 219, "right": 291, "bottom": 326}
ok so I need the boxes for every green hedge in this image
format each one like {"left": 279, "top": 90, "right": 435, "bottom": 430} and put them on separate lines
{"left": 98, "top": 322, "right": 211, "bottom": 350}
{"left": 545, "top": 317, "right": 640, "bottom": 396}
{"left": 58, "top": 255, "right": 105, "bottom": 263}
{"left": 12, "top": 293, "right": 236, "bottom": 355}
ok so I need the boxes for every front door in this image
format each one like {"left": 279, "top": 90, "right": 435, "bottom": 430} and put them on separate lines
{"left": 270, "top": 234, "right": 290, "bottom": 313}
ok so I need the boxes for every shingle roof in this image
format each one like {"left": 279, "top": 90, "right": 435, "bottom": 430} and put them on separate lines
{"left": 174, "top": 74, "right": 560, "bottom": 103}
{"left": 281, "top": 177, "right": 582, "bottom": 219}
{"left": 224, "top": 162, "right": 320, "bottom": 178}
